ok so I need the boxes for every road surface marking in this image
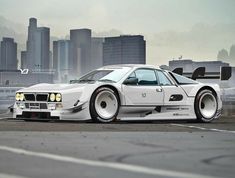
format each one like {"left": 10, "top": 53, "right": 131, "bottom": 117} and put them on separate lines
{"left": 0, "top": 145, "right": 215, "bottom": 178}
{"left": 0, "top": 173, "right": 30, "bottom": 178}
{"left": 171, "top": 124, "right": 235, "bottom": 134}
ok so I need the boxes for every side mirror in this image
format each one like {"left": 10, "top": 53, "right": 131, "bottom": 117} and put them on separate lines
{"left": 123, "top": 77, "right": 138, "bottom": 85}
{"left": 70, "top": 80, "right": 77, "bottom": 84}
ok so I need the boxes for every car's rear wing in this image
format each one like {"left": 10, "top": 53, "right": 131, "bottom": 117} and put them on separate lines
{"left": 172, "top": 66, "right": 232, "bottom": 81}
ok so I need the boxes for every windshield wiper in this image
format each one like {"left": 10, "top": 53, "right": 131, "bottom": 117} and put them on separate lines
{"left": 98, "top": 79, "right": 115, "bottom": 83}
{"left": 77, "top": 79, "right": 95, "bottom": 83}
{"left": 70, "top": 80, "right": 79, "bottom": 84}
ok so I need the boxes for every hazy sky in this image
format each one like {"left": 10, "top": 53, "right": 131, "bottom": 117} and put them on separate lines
{"left": 0, "top": 0, "right": 235, "bottom": 65}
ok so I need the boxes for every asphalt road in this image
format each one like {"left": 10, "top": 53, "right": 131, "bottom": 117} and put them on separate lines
{"left": 0, "top": 115, "right": 234, "bottom": 178}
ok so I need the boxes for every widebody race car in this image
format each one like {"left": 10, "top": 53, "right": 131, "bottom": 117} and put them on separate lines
{"left": 13, "top": 64, "right": 222, "bottom": 123}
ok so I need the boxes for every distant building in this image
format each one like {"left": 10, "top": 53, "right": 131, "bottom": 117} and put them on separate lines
{"left": 70, "top": 29, "right": 91, "bottom": 77}
{"left": 91, "top": 37, "right": 104, "bottom": 70}
{"left": 0, "top": 70, "right": 54, "bottom": 110}
{"left": 168, "top": 59, "right": 235, "bottom": 89}
{"left": 103, "top": 35, "right": 146, "bottom": 66}
{"left": 25, "top": 18, "right": 50, "bottom": 71}
{"left": 53, "top": 40, "right": 70, "bottom": 82}
{"left": 21, "top": 51, "right": 27, "bottom": 69}
{"left": 49, "top": 51, "right": 53, "bottom": 70}
{"left": 0, "top": 37, "right": 17, "bottom": 70}
{"left": 0, "top": 70, "right": 54, "bottom": 87}
{"left": 169, "top": 59, "right": 229, "bottom": 73}
{"left": 37, "top": 27, "right": 50, "bottom": 70}
{"left": 53, "top": 41, "right": 58, "bottom": 76}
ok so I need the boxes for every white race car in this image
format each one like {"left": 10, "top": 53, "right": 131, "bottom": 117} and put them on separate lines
{"left": 13, "top": 64, "right": 222, "bottom": 123}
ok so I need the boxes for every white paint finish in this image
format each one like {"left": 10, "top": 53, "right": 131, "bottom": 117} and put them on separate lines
{"left": 161, "top": 85, "right": 188, "bottom": 106}
{"left": 13, "top": 64, "right": 222, "bottom": 122}
{"left": 122, "top": 85, "right": 164, "bottom": 105}
{"left": 0, "top": 145, "right": 216, "bottom": 178}
{"left": 171, "top": 124, "right": 235, "bottom": 134}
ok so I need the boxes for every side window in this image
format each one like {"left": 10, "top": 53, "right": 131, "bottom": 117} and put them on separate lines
{"left": 134, "top": 69, "right": 158, "bottom": 85}
{"left": 156, "top": 70, "right": 172, "bottom": 86}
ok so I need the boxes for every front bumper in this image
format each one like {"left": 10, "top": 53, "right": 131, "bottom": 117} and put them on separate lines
{"left": 13, "top": 101, "right": 90, "bottom": 121}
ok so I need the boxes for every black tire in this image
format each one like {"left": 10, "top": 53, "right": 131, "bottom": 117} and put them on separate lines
{"left": 89, "top": 87, "right": 120, "bottom": 123}
{"left": 194, "top": 89, "right": 218, "bottom": 123}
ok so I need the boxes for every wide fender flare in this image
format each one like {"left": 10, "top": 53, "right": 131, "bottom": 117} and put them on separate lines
{"left": 181, "top": 83, "right": 220, "bottom": 97}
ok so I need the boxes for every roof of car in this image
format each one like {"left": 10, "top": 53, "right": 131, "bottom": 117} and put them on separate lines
{"left": 99, "top": 64, "right": 160, "bottom": 70}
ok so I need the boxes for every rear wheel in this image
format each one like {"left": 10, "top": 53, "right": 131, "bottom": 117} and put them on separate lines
{"left": 90, "top": 87, "right": 120, "bottom": 123}
{"left": 194, "top": 89, "right": 218, "bottom": 123}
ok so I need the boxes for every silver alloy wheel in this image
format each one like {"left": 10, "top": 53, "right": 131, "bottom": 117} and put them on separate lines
{"left": 94, "top": 90, "right": 118, "bottom": 120}
{"left": 199, "top": 92, "right": 217, "bottom": 119}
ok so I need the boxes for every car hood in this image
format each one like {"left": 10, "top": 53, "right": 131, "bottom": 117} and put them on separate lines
{"left": 18, "top": 83, "right": 87, "bottom": 93}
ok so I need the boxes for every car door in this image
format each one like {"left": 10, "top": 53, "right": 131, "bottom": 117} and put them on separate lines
{"left": 155, "top": 70, "right": 187, "bottom": 105}
{"left": 122, "top": 68, "right": 164, "bottom": 105}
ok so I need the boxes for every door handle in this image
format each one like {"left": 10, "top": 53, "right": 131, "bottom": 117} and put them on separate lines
{"left": 156, "top": 88, "right": 162, "bottom": 92}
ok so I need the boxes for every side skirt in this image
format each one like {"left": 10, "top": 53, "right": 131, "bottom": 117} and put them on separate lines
{"left": 118, "top": 105, "right": 197, "bottom": 121}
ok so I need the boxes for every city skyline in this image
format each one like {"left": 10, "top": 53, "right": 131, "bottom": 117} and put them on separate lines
{"left": 0, "top": 17, "right": 147, "bottom": 84}
{"left": 0, "top": 0, "right": 234, "bottom": 65}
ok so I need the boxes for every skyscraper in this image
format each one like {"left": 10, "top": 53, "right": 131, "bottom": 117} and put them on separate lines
{"left": 26, "top": 18, "right": 36, "bottom": 69}
{"left": 70, "top": 29, "right": 91, "bottom": 77}
{"left": 25, "top": 18, "right": 50, "bottom": 71}
{"left": 0, "top": 37, "right": 17, "bottom": 70}
{"left": 53, "top": 40, "right": 70, "bottom": 82}
{"left": 103, "top": 35, "right": 146, "bottom": 66}
{"left": 91, "top": 37, "right": 104, "bottom": 70}
{"left": 21, "top": 51, "right": 27, "bottom": 69}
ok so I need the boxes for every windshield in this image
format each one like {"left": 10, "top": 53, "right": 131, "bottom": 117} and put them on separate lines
{"left": 170, "top": 72, "right": 198, "bottom": 85}
{"left": 74, "top": 67, "right": 131, "bottom": 83}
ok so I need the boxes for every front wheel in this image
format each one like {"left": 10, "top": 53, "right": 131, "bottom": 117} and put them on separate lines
{"left": 194, "top": 89, "right": 218, "bottom": 123}
{"left": 90, "top": 87, "right": 120, "bottom": 123}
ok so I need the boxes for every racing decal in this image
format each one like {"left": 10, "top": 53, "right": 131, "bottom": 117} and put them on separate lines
{"left": 173, "top": 113, "right": 189, "bottom": 116}
{"left": 166, "top": 107, "right": 189, "bottom": 111}
{"left": 166, "top": 107, "right": 180, "bottom": 110}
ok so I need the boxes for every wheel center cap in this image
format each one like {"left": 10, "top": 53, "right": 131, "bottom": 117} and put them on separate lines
{"left": 100, "top": 101, "right": 107, "bottom": 109}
